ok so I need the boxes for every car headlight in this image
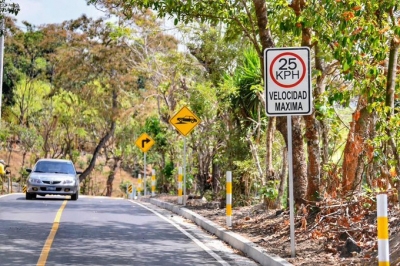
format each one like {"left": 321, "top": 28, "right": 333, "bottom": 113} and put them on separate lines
{"left": 29, "top": 178, "right": 42, "bottom": 184}
{"left": 63, "top": 179, "right": 75, "bottom": 184}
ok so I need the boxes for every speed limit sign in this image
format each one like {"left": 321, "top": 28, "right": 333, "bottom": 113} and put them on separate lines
{"left": 264, "top": 47, "right": 312, "bottom": 116}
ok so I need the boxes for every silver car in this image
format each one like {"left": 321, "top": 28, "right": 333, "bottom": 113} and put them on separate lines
{"left": 26, "top": 159, "right": 82, "bottom": 200}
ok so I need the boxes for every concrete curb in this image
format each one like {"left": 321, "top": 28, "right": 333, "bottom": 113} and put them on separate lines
{"left": 142, "top": 197, "right": 293, "bottom": 266}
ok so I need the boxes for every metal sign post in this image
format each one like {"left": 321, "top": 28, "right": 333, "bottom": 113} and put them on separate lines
{"left": 144, "top": 152, "right": 147, "bottom": 196}
{"left": 287, "top": 115, "right": 295, "bottom": 258}
{"left": 135, "top": 133, "right": 155, "bottom": 197}
{"left": 264, "top": 47, "right": 312, "bottom": 258}
{"left": 169, "top": 106, "right": 201, "bottom": 206}
{"left": 183, "top": 138, "right": 187, "bottom": 206}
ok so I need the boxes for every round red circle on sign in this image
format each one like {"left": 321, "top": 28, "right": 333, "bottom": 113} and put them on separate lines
{"left": 269, "top": 52, "right": 306, "bottom": 89}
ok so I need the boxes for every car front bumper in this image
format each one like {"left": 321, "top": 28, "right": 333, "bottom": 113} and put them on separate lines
{"left": 27, "top": 183, "right": 78, "bottom": 195}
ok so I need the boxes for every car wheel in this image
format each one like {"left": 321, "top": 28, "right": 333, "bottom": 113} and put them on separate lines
{"left": 71, "top": 191, "right": 78, "bottom": 201}
{"left": 26, "top": 193, "right": 36, "bottom": 200}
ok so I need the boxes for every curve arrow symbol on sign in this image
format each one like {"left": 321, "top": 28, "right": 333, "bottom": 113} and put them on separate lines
{"left": 142, "top": 138, "right": 150, "bottom": 148}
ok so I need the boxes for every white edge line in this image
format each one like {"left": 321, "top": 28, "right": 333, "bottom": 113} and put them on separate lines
{"left": 0, "top": 194, "right": 14, "bottom": 198}
{"left": 130, "top": 200, "right": 230, "bottom": 266}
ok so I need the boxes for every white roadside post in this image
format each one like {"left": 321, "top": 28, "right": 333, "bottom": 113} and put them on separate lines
{"left": 264, "top": 47, "right": 312, "bottom": 258}
{"left": 377, "top": 194, "right": 390, "bottom": 265}
{"left": 138, "top": 174, "right": 142, "bottom": 200}
{"left": 226, "top": 171, "right": 232, "bottom": 227}
{"left": 133, "top": 186, "right": 137, "bottom": 200}
{"left": 178, "top": 167, "right": 183, "bottom": 204}
{"left": 151, "top": 169, "right": 156, "bottom": 196}
{"left": 129, "top": 183, "right": 133, "bottom": 200}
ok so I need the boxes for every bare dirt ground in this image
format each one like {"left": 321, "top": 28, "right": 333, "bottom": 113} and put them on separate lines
{"left": 153, "top": 194, "right": 400, "bottom": 266}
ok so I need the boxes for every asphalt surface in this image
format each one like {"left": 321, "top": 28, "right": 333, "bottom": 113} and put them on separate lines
{"left": 141, "top": 197, "right": 293, "bottom": 266}
{"left": 0, "top": 194, "right": 260, "bottom": 266}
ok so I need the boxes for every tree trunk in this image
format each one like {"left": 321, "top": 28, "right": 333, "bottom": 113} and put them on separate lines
{"left": 342, "top": 97, "right": 370, "bottom": 193}
{"left": 304, "top": 42, "right": 327, "bottom": 202}
{"left": 265, "top": 117, "right": 276, "bottom": 184}
{"left": 212, "top": 162, "right": 221, "bottom": 197}
{"left": 366, "top": 113, "right": 378, "bottom": 187}
{"left": 253, "top": 0, "right": 275, "bottom": 53}
{"left": 297, "top": 20, "right": 323, "bottom": 202}
{"left": 254, "top": 0, "right": 308, "bottom": 205}
{"left": 304, "top": 113, "right": 321, "bottom": 201}
{"left": 276, "top": 116, "right": 308, "bottom": 203}
{"left": 384, "top": 37, "right": 400, "bottom": 202}
{"left": 246, "top": 130, "right": 264, "bottom": 179}
{"left": 106, "top": 157, "right": 120, "bottom": 197}
{"left": 79, "top": 88, "right": 118, "bottom": 182}
{"left": 275, "top": 147, "right": 288, "bottom": 209}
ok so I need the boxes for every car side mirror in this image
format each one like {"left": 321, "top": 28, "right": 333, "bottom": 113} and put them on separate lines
{"left": 76, "top": 171, "right": 83, "bottom": 175}
{"left": 26, "top": 168, "right": 32, "bottom": 173}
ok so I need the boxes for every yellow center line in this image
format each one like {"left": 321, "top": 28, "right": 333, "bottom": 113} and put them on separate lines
{"left": 37, "top": 200, "right": 68, "bottom": 266}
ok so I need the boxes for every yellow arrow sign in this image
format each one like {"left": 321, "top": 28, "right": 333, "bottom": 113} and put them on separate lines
{"left": 135, "top": 133, "right": 155, "bottom": 153}
{"left": 169, "top": 106, "right": 201, "bottom": 136}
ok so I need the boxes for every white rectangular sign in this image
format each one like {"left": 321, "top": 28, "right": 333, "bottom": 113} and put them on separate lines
{"left": 264, "top": 47, "right": 312, "bottom": 116}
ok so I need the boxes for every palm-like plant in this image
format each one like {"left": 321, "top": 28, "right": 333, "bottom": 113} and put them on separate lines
{"left": 231, "top": 47, "right": 263, "bottom": 125}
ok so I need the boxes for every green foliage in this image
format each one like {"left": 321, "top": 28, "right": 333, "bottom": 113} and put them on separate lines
{"left": 183, "top": 23, "right": 243, "bottom": 85}
{"left": 107, "top": 22, "right": 132, "bottom": 39}
{"left": 0, "top": 123, "right": 12, "bottom": 144}
{"left": 119, "top": 180, "right": 131, "bottom": 195}
{"left": 86, "top": 155, "right": 93, "bottom": 166}
{"left": 144, "top": 116, "right": 167, "bottom": 148}
{"left": 162, "top": 161, "right": 175, "bottom": 187}
{"left": 259, "top": 180, "right": 279, "bottom": 201}
{"left": 185, "top": 173, "right": 195, "bottom": 192}
{"left": 17, "top": 125, "right": 43, "bottom": 152}
{"left": 0, "top": 1, "right": 20, "bottom": 18}
{"left": 18, "top": 168, "right": 30, "bottom": 183}
{"left": 77, "top": 158, "right": 86, "bottom": 170}
{"left": 231, "top": 47, "right": 263, "bottom": 121}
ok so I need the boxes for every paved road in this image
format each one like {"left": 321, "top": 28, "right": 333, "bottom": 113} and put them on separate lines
{"left": 0, "top": 194, "right": 258, "bottom": 266}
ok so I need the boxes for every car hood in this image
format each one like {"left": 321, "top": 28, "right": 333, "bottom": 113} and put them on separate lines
{"left": 29, "top": 172, "right": 77, "bottom": 180}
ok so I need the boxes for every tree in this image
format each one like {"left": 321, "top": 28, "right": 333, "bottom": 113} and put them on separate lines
{"left": 0, "top": 1, "right": 19, "bottom": 35}
{"left": 88, "top": 0, "right": 309, "bottom": 205}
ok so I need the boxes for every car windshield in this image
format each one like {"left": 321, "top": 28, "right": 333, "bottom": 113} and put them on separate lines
{"left": 34, "top": 161, "right": 75, "bottom": 174}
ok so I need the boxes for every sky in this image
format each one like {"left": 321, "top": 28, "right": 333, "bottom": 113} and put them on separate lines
{"left": 12, "top": 0, "right": 184, "bottom": 50}
{"left": 13, "top": 0, "right": 105, "bottom": 26}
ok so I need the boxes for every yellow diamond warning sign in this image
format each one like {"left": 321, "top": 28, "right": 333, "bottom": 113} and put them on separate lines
{"left": 135, "top": 133, "right": 155, "bottom": 153}
{"left": 169, "top": 106, "right": 201, "bottom": 136}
